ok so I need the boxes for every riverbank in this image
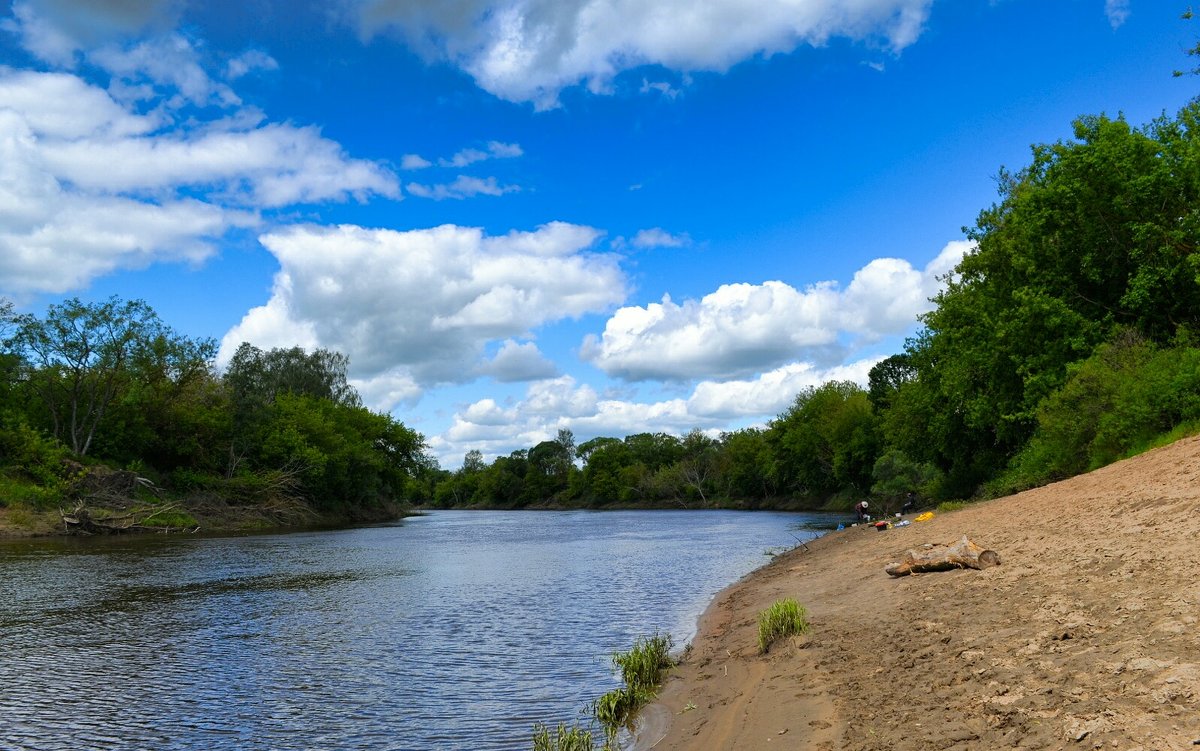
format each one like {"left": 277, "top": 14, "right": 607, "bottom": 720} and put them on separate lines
{"left": 643, "top": 433, "right": 1200, "bottom": 750}
{"left": 0, "top": 497, "right": 411, "bottom": 538}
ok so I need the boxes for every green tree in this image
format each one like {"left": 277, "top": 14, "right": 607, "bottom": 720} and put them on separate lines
{"left": 94, "top": 328, "right": 225, "bottom": 469}
{"left": 254, "top": 393, "right": 427, "bottom": 509}
{"left": 7, "top": 297, "right": 207, "bottom": 456}
{"left": 867, "top": 353, "right": 915, "bottom": 413}
{"left": 225, "top": 343, "right": 361, "bottom": 411}
{"left": 768, "top": 381, "right": 879, "bottom": 499}
{"left": 907, "top": 102, "right": 1200, "bottom": 492}
{"left": 678, "top": 428, "right": 718, "bottom": 504}
{"left": 462, "top": 449, "right": 486, "bottom": 473}
{"left": 870, "top": 449, "right": 940, "bottom": 506}
{"left": 714, "top": 427, "right": 776, "bottom": 504}
{"left": 576, "top": 436, "right": 631, "bottom": 503}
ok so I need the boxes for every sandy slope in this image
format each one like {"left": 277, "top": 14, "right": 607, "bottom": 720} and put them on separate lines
{"left": 642, "top": 434, "right": 1200, "bottom": 750}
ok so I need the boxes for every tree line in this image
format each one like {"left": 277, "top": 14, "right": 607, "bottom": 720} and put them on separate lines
{"left": 426, "top": 97, "right": 1200, "bottom": 511}
{"left": 0, "top": 298, "right": 431, "bottom": 520}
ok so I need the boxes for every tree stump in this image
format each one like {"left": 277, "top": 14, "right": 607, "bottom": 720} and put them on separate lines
{"left": 885, "top": 535, "right": 1000, "bottom": 577}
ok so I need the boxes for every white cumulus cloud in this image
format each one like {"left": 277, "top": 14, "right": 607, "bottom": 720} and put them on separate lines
{"left": 4, "top": 0, "right": 179, "bottom": 65}
{"left": 351, "top": 0, "right": 933, "bottom": 107}
{"left": 0, "top": 19, "right": 400, "bottom": 299}
{"left": 426, "top": 239, "right": 968, "bottom": 464}
{"left": 218, "top": 222, "right": 627, "bottom": 406}
{"left": 479, "top": 340, "right": 560, "bottom": 382}
{"left": 687, "top": 358, "right": 880, "bottom": 418}
{"left": 582, "top": 240, "right": 970, "bottom": 381}
{"left": 430, "top": 356, "right": 879, "bottom": 465}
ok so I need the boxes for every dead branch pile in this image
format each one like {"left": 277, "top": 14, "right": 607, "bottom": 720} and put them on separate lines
{"left": 60, "top": 502, "right": 199, "bottom": 535}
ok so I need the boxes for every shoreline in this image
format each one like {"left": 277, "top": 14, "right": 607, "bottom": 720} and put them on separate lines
{"left": 641, "top": 434, "right": 1200, "bottom": 750}
{"left": 0, "top": 502, "right": 415, "bottom": 540}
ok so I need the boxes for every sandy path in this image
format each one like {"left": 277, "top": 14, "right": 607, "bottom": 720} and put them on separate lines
{"left": 646, "top": 434, "right": 1200, "bottom": 750}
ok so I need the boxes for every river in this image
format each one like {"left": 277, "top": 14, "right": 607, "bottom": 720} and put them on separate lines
{"left": 0, "top": 509, "right": 836, "bottom": 750}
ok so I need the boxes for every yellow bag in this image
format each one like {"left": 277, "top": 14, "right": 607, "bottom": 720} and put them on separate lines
{"left": 914, "top": 511, "right": 934, "bottom": 522}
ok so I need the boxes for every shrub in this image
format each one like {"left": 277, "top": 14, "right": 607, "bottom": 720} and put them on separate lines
{"left": 757, "top": 598, "right": 810, "bottom": 654}
{"left": 0, "top": 474, "right": 64, "bottom": 510}
{"left": 994, "top": 338, "right": 1200, "bottom": 495}
{"left": 0, "top": 416, "right": 70, "bottom": 493}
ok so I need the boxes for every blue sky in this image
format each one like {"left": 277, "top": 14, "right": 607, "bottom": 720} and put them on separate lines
{"left": 0, "top": 0, "right": 1195, "bottom": 467}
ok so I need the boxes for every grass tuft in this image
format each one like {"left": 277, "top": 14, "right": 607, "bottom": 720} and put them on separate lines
{"left": 594, "top": 631, "right": 675, "bottom": 745}
{"left": 531, "top": 722, "right": 595, "bottom": 751}
{"left": 592, "top": 686, "right": 649, "bottom": 737}
{"left": 757, "top": 598, "right": 810, "bottom": 654}
{"left": 531, "top": 631, "right": 675, "bottom": 750}
{"left": 613, "top": 632, "right": 673, "bottom": 692}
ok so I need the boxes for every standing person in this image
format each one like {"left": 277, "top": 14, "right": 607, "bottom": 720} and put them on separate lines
{"left": 855, "top": 500, "right": 870, "bottom": 523}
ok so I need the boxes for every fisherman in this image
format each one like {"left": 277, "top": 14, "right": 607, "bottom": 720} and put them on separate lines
{"left": 901, "top": 491, "right": 917, "bottom": 515}
{"left": 854, "top": 500, "right": 870, "bottom": 523}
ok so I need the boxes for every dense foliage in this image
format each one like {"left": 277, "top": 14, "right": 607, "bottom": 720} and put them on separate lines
{"left": 0, "top": 299, "right": 430, "bottom": 519}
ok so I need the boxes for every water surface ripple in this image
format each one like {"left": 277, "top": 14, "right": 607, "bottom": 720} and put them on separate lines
{"left": 0, "top": 509, "right": 834, "bottom": 750}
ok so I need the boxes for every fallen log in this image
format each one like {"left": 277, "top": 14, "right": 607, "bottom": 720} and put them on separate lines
{"left": 885, "top": 535, "right": 1000, "bottom": 577}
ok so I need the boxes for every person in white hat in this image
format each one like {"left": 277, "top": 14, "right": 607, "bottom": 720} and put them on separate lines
{"left": 854, "top": 499, "right": 870, "bottom": 523}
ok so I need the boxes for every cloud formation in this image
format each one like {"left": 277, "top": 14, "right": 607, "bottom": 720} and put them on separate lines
{"left": 431, "top": 355, "right": 879, "bottom": 465}
{"left": 1104, "top": 0, "right": 1130, "bottom": 30}
{"left": 0, "top": 9, "right": 399, "bottom": 299}
{"left": 219, "top": 222, "right": 627, "bottom": 406}
{"left": 429, "top": 239, "right": 965, "bottom": 465}
{"left": 479, "top": 340, "right": 560, "bottom": 382}
{"left": 401, "top": 141, "right": 525, "bottom": 199}
{"left": 4, "top": 0, "right": 179, "bottom": 64}
{"left": 632, "top": 227, "right": 690, "bottom": 249}
{"left": 402, "top": 140, "right": 524, "bottom": 170}
{"left": 582, "top": 240, "right": 970, "bottom": 381}
{"left": 406, "top": 175, "right": 520, "bottom": 200}
{"left": 351, "top": 0, "right": 934, "bottom": 106}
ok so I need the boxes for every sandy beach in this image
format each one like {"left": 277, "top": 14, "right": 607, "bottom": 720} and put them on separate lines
{"left": 641, "top": 434, "right": 1200, "bottom": 750}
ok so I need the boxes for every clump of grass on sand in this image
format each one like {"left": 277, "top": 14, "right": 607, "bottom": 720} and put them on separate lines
{"left": 532, "top": 722, "right": 596, "bottom": 751}
{"left": 593, "top": 632, "right": 674, "bottom": 744}
{"left": 613, "top": 632, "right": 673, "bottom": 691}
{"left": 757, "top": 598, "right": 810, "bottom": 654}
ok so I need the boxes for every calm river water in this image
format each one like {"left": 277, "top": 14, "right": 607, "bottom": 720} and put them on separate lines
{"left": 0, "top": 509, "right": 836, "bottom": 750}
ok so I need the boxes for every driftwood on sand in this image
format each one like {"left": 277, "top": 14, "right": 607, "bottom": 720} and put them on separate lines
{"left": 885, "top": 535, "right": 1000, "bottom": 577}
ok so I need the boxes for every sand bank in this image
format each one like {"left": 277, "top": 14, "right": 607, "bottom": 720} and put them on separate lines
{"left": 643, "top": 434, "right": 1200, "bottom": 750}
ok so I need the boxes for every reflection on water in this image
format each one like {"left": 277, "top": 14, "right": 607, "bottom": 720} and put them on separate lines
{"left": 0, "top": 510, "right": 832, "bottom": 751}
